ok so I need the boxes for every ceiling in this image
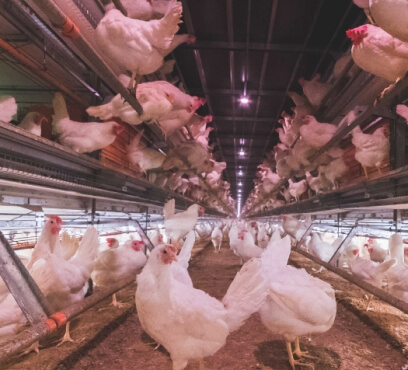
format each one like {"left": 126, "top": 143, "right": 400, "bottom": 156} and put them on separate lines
{"left": 0, "top": 0, "right": 366, "bottom": 212}
{"left": 174, "top": 0, "right": 365, "bottom": 207}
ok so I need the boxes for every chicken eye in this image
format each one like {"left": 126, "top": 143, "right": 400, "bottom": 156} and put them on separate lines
{"left": 163, "top": 250, "right": 167, "bottom": 254}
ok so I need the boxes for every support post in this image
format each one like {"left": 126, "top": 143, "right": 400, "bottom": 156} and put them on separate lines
{"left": 0, "top": 232, "right": 52, "bottom": 324}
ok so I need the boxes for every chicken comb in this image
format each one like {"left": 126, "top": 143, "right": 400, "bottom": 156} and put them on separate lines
{"left": 46, "top": 215, "right": 63, "bottom": 225}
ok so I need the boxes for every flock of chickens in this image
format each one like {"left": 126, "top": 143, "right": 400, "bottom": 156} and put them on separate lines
{"left": 0, "top": 0, "right": 234, "bottom": 215}
{"left": 244, "top": 0, "right": 408, "bottom": 215}
{"left": 3, "top": 198, "right": 408, "bottom": 369}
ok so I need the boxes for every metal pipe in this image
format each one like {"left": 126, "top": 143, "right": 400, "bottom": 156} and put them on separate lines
{"left": 0, "top": 276, "right": 137, "bottom": 363}
{"left": 292, "top": 249, "right": 408, "bottom": 315}
{"left": 0, "top": 233, "right": 53, "bottom": 324}
{"left": 32, "top": 0, "right": 143, "bottom": 114}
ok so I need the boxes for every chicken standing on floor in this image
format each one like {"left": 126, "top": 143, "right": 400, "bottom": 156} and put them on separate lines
{"left": 52, "top": 93, "right": 124, "bottom": 153}
{"left": 211, "top": 225, "right": 223, "bottom": 253}
{"left": 163, "top": 198, "right": 204, "bottom": 246}
{"left": 258, "top": 235, "right": 337, "bottom": 370}
{"left": 28, "top": 218, "right": 99, "bottom": 346}
{"left": 351, "top": 125, "right": 389, "bottom": 178}
{"left": 95, "top": 0, "right": 183, "bottom": 90}
{"left": 135, "top": 243, "right": 268, "bottom": 370}
{"left": 386, "top": 234, "right": 408, "bottom": 303}
{"left": 92, "top": 238, "right": 146, "bottom": 308}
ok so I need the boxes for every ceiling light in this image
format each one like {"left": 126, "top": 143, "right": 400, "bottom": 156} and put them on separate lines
{"left": 238, "top": 149, "right": 245, "bottom": 157}
{"left": 240, "top": 138, "right": 245, "bottom": 145}
{"left": 238, "top": 170, "right": 243, "bottom": 176}
{"left": 238, "top": 182, "right": 243, "bottom": 187}
{"left": 240, "top": 96, "right": 249, "bottom": 104}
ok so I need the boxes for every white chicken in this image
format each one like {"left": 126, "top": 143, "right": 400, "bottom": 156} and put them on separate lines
{"left": 119, "top": 0, "right": 172, "bottom": 20}
{"left": 386, "top": 234, "right": 408, "bottom": 303}
{"left": 259, "top": 235, "right": 337, "bottom": 370}
{"left": 87, "top": 80, "right": 202, "bottom": 126}
{"left": 96, "top": 1, "right": 183, "bottom": 88}
{"left": 305, "top": 171, "right": 331, "bottom": 195}
{"left": 91, "top": 238, "right": 146, "bottom": 308}
{"left": 149, "top": 227, "right": 164, "bottom": 247}
{"left": 53, "top": 93, "right": 124, "bottom": 153}
{"left": 17, "top": 112, "right": 47, "bottom": 136}
{"left": 257, "top": 223, "right": 269, "bottom": 249}
{"left": 185, "top": 114, "right": 213, "bottom": 138}
{"left": 353, "top": 0, "right": 408, "bottom": 43}
{"left": 396, "top": 104, "right": 408, "bottom": 124}
{"left": 298, "top": 74, "right": 332, "bottom": 108}
{"left": 308, "top": 233, "right": 339, "bottom": 264}
{"left": 351, "top": 125, "right": 389, "bottom": 178}
{"left": 127, "top": 129, "right": 165, "bottom": 172}
{"left": 350, "top": 255, "right": 396, "bottom": 310}
{"left": 288, "top": 178, "right": 308, "bottom": 202}
{"left": 281, "top": 215, "right": 310, "bottom": 242}
{"left": 318, "top": 157, "right": 348, "bottom": 189}
{"left": 299, "top": 115, "right": 337, "bottom": 149}
{"left": 346, "top": 24, "right": 408, "bottom": 82}
{"left": 0, "top": 95, "right": 17, "bottom": 123}
{"left": 162, "top": 141, "right": 210, "bottom": 172}
{"left": 135, "top": 243, "right": 267, "bottom": 370}
{"left": 210, "top": 225, "right": 223, "bottom": 253}
{"left": 29, "top": 224, "right": 99, "bottom": 345}
{"left": 163, "top": 199, "right": 204, "bottom": 245}
{"left": 229, "top": 228, "right": 263, "bottom": 263}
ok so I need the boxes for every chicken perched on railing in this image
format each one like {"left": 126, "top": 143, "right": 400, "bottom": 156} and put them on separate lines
{"left": 53, "top": 93, "right": 124, "bottom": 153}
{"left": 95, "top": 0, "right": 184, "bottom": 90}
{"left": 351, "top": 125, "right": 389, "bottom": 178}
{"left": 346, "top": 24, "right": 408, "bottom": 82}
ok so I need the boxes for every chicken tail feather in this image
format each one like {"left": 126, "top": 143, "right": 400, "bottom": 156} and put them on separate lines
{"left": 222, "top": 258, "right": 268, "bottom": 332}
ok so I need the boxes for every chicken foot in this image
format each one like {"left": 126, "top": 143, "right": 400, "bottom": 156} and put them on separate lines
{"left": 364, "top": 294, "right": 374, "bottom": 311}
{"left": 111, "top": 293, "right": 130, "bottom": 308}
{"left": 56, "top": 322, "right": 74, "bottom": 346}
{"left": 362, "top": 165, "right": 369, "bottom": 179}
{"left": 294, "top": 337, "right": 318, "bottom": 360}
{"left": 286, "top": 341, "right": 315, "bottom": 370}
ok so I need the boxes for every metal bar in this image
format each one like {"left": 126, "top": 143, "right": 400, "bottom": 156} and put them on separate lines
{"left": 0, "top": 232, "right": 53, "bottom": 324}
{"left": 182, "top": 41, "right": 341, "bottom": 55}
{"left": 32, "top": 0, "right": 143, "bottom": 114}
{"left": 0, "top": 275, "right": 138, "bottom": 363}
{"left": 133, "top": 220, "right": 154, "bottom": 251}
{"left": 292, "top": 248, "right": 408, "bottom": 315}
{"left": 327, "top": 226, "right": 357, "bottom": 265}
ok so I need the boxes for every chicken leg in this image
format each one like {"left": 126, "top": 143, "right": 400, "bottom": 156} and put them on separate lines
{"left": 111, "top": 293, "right": 129, "bottom": 308}
{"left": 365, "top": 294, "right": 374, "bottom": 311}
{"left": 57, "top": 322, "right": 74, "bottom": 346}
{"left": 362, "top": 165, "right": 369, "bottom": 179}
{"left": 294, "top": 337, "right": 317, "bottom": 360}
{"left": 286, "top": 341, "right": 314, "bottom": 370}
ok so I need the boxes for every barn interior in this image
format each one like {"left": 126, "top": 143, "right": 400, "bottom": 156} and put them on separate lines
{"left": 1, "top": 0, "right": 408, "bottom": 369}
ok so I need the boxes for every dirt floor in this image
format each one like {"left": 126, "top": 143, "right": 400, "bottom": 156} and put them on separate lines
{"left": 3, "top": 238, "right": 408, "bottom": 370}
